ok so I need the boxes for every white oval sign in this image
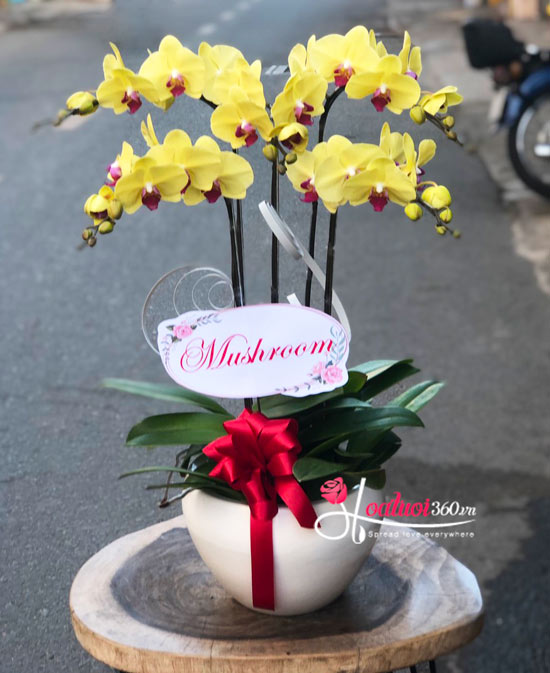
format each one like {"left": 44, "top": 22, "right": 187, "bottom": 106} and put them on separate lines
{"left": 157, "top": 304, "right": 350, "bottom": 399}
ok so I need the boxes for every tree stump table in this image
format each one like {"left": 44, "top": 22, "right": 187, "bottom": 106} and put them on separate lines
{"left": 70, "top": 516, "right": 483, "bottom": 673}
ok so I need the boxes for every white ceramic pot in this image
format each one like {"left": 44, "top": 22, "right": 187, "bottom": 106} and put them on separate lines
{"left": 182, "top": 483, "right": 384, "bottom": 616}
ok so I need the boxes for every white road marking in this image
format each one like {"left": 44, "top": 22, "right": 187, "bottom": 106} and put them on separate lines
{"left": 197, "top": 23, "right": 216, "bottom": 37}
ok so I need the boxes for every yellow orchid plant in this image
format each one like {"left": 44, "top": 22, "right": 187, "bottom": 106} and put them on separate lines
{"left": 61, "top": 25, "right": 463, "bottom": 314}
{"left": 57, "top": 26, "right": 466, "bottom": 508}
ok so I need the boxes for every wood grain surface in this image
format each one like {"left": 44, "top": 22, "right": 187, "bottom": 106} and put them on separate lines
{"left": 70, "top": 516, "right": 483, "bottom": 673}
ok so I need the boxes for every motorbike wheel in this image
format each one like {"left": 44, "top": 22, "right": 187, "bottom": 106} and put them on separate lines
{"left": 508, "top": 92, "right": 550, "bottom": 199}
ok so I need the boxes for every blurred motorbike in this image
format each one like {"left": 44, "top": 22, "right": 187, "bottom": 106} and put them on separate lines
{"left": 463, "top": 18, "right": 550, "bottom": 198}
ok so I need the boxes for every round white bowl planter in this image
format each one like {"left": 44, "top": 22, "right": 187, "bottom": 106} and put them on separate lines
{"left": 182, "top": 484, "right": 384, "bottom": 616}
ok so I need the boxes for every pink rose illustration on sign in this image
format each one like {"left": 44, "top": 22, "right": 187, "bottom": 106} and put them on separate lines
{"left": 323, "top": 365, "right": 343, "bottom": 384}
{"left": 173, "top": 322, "right": 193, "bottom": 339}
{"left": 320, "top": 477, "right": 348, "bottom": 504}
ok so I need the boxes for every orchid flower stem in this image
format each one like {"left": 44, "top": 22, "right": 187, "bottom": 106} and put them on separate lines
{"left": 303, "top": 86, "right": 344, "bottom": 308}
{"left": 304, "top": 200, "right": 318, "bottom": 306}
{"left": 231, "top": 149, "right": 246, "bottom": 303}
{"left": 224, "top": 197, "right": 252, "bottom": 411}
{"left": 224, "top": 197, "right": 244, "bottom": 308}
{"left": 425, "top": 111, "right": 463, "bottom": 147}
{"left": 270, "top": 145, "right": 280, "bottom": 303}
{"left": 324, "top": 210, "right": 338, "bottom": 315}
{"left": 235, "top": 198, "right": 246, "bottom": 304}
{"left": 199, "top": 95, "right": 217, "bottom": 110}
{"left": 318, "top": 86, "right": 345, "bottom": 143}
{"left": 414, "top": 197, "right": 460, "bottom": 237}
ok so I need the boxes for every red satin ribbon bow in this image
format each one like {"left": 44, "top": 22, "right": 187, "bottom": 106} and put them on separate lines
{"left": 203, "top": 408, "right": 317, "bottom": 610}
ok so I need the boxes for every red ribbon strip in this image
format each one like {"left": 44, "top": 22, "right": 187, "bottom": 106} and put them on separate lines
{"left": 203, "top": 408, "right": 317, "bottom": 610}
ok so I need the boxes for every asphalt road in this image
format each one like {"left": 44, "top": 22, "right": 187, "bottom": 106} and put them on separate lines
{"left": 1, "top": 1, "right": 549, "bottom": 672}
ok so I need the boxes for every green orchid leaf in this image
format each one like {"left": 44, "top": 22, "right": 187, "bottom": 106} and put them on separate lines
{"left": 120, "top": 466, "right": 243, "bottom": 501}
{"left": 391, "top": 380, "right": 445, "bottom": 412}
{"left": 342, "top": 371, "right": 369, "bottom": 394}
{"left": 126, "top": 412, "right": 227, "bottom": 447}
{"left": 318, "top": 398, "right": 373, "bottom": 412}
{"left": 102, "top": 378, "right": 231, "bottom": 416}
{"left": 299, "top": 406, "right": 423, "bottom": 444}
{"left": 303, "top": 432, "right": 352, "bottom": 457}
{"left": 119, "top": 465, "right": 202, "bottom": 479}
{"left": 346, "top": 429, "right": 401, "bottom": 456}
{"left": 350, "top": 359, "right": 413, "bottom": 376}
{"left": 293, "top": 456, "right": 348, "bottom": 482}
{"left": 259, "top": 389, "right": 343, "bottom": 418}
{"left": 357, "top": 361, "right": 420, "bottom": 401}
{"left": 261, "top": 371, "right": 370, "bottom": 419}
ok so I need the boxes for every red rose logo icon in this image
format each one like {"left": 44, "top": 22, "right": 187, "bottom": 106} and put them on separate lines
{"left": 320, "top": 477, "right": 348, "bottom": 504}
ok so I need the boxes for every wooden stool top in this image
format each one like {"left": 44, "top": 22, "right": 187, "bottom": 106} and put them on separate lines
{"left": 70, "top": 516, "right": 483, "bottom": 673}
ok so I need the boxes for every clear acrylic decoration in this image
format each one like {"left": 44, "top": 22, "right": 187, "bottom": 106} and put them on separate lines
{"left": 142, "top": 266, "right": 234, "bottom": 353}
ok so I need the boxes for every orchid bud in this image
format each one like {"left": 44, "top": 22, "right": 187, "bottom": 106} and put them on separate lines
{"left": 66, "top": 91, "right": 98, "bottom": 116}
{"left": 446, "top": 130, "right": 458, "bottom": 141}
{"left": 453, "top": 229, "right": 461, "bottom": 239}
{"left": 98, "top": 220, "right": 114, "bottom": 234}
{"left": 87, "top": 236, "right": 97, "bottom": 247}
{"left": 421, "top": 186, "right": 436, "bottom": 205}
{"left": 277, "top": 163, "right": 287, "bottom": 175}
{"left": 81, "top": 228, "right": 93, "bottom": 241}
{"left": 405, "top": 203, "right": 423, "bottom": 221}
{"left": 410, "top": 106, "right": 426, "bottom": 124}
{"left": 435, "top": 225, "right": 446, "bottom": 236}
{"left": 285, "top": 152, "right": 297, "bottom": 165}
{"left": 262, "top": 144, "right": 278, "bottom": 162}
{"left": 443, "top": 115, "right": 455, "bottom": 129}
{"left": 423, "top": 185, "right": 451, "bottom": 209}
{"left": 439, "top": 207, "right": 453, "bottom": 223}
{"left": 107, "top": 199, "right": 123, "bottom": 220}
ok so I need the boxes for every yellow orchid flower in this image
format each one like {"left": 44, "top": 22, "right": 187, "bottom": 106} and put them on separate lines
{"left": 379, "top": 121, "right": 407, "bottom": 163}
{"left": 199, "top": 42, "right": 264, "bottom": 106}
{"left": 271, "top": 72, "right": 327, "bottom": 127}
{"left": 179, "top": 136, "right": 254, "bottom": 204}
{"left": 346, "top": 54, "right": 421, "bottom": 113}
{"left": 147, "top": 128, "right": 222, "bottom": 199}
{"left": 367, "top": 29, "right": 388, "bottom": 58}
{"left": 287, "top": 36, "right": 317, "bottom": 76}
{"left": 285, "top": 142, "right": 340, "bottom": 210}
{"left": 105, "top": 141, "right": 137, "bottom": 187}
{"left": 343, "top": 156, "right": 417, "bottom": 211}
{"left": 398, "top": 31, "right": 422, "bottom": 80}
{"left": 309, "top": 25, "right": 379, "bottom": 87}
{"left": 413, "top": 138, "right": 436, "bottom": 184}
{"left": 139, "top": 35, "right": 205, "bottom": 109}
{"left": 96, "top": 43, "right": 157, "bottom": 115}
{"left": 314, "top": 135, "right": 385, "bottom": 211}
{"left": 140, "top": 113, "right": 160, "bottom": 148}
{"left": 419, "top": 86, "right": 463, "bottom": 116}
{"left": 210, "top": 92, "right": 273, "bottom": 149}
{"left": 114, "top": 156, "right": 189, "bottom": 213}
{"left": 211, "top": 65, "right": 266, "bottom": 108}
{"left": 273, "top": 122, "right": 309, "bottom": 153}
{"left": 84, "top": 186, "right": 122, "bottom": 222}
{"left": 379, "top": 122, "right": 436, "bottom": 186}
